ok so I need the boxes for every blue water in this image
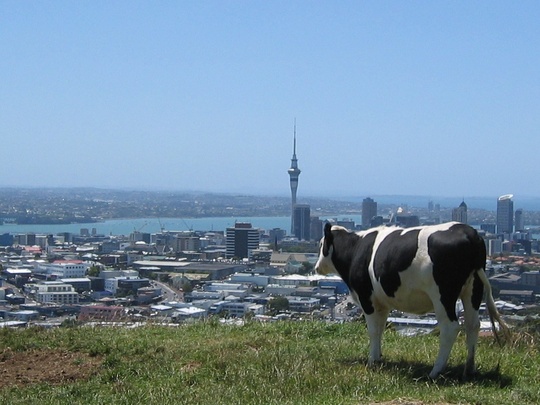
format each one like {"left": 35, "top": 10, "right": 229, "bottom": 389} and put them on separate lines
{"left": 0, "top": 217, "right": 288, "bottom": 236}
{"left": 0, "top": 215, "right": 366, "bottom": 236}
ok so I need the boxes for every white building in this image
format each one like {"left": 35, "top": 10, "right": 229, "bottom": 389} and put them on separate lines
{"left": 230, "top": 272, "right": 270, "bottom": 287}
{"left": 488, "top": 238, "right": 503, "bottom": 256}
{"left": 36, "top": 260, "right": 90, "bottom": 279}
{"left": 270, "top": 274, "right": 318, "bottom": 287}
{"left": 35, "top": 281, "right": 79, "bottom": 304}
{"left": 100, "top": 269, "right": 139, "bottom": 279}
{"left": 219, "top": 302, "right": 265, "bottom": 317}
{"left": 104, "top": 277, "right": 133, "bottom": 294}
{"left": 287, "top": 296, "right": 320, "bottom": 312}
{"left": 172, "top": 306, "right": 208, "bottom": 321}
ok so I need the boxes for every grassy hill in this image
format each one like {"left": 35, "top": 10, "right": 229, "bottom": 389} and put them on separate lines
{"left": 0, "top": 320, "right": 539, "bottom": 405}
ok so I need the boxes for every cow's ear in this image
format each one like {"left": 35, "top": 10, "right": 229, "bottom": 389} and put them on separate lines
{"left": 323, "top": 222, "right": 333, "bottom": 256}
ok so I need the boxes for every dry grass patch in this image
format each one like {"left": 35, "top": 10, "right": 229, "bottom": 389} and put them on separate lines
{"left": 0, "top": 348, "right": 102, "bottom": 388}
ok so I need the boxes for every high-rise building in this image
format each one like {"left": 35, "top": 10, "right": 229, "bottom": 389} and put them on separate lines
{"left": 452, "top": 200, "right": 468, "bottom": 224}
{"left": 496, "top": 194, "right": 514, "bottom": 234}
{"left": 515, "top": 208, "right": 525, "bottom": 232}
{"left": 480, "top": 223, "right": 496, "bottom": 234}
{"left": 226, "top": 222, "right": 260, "bottom": 260}
{"left": 287, "top": 121, "right": 301, "bottom": 234}
{"left": 293, "top": 204, "right": 311, "bottom": 241}
{"left": 362, "top": 197, "right": 377, "bottom": 228}
{"left": 310, "top": 217, "right": 324, "bottom": 241}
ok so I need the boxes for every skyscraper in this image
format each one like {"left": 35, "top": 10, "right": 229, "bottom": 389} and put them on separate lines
{"left": 293, "top": 204, "right": 311, "bottom": 241}
{"left": 287, "top": 121, "right": 301, "bottom": 234}
{"left": 452, "top": 200, "right": 468, "bottom": 224}
{"left": 362, "top": 197, "right": 377, "bottom": 228}
{"left": 225, "top": 222, "right": 260, "bottom": 260}
{"left": 515, "top": 208, "right": 524, "bottom": 232}
{"left": 496, "top": 194, "right": 514, "bottom": 234}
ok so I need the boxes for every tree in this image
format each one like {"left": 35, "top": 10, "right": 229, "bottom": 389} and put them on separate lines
{"left": 87, "top": 265, "right": 101, "bottom": 277}
{"left": 298, "top": 261, "right": 314, "bottom": 275}
{"left": 268, "top": 296, "right": 289, "bottom": 313}
{"left": 180, "top": 281, "right": 193, "bottom": 294}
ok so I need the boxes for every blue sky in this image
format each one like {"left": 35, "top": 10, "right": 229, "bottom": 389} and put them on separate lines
{"left": 1, "top": 2, "right": 539, "bottom": 201}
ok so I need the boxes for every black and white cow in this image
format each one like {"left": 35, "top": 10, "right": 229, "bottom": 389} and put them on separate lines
{"left": 315, "top": 221, "right": 509, "bottom": 379}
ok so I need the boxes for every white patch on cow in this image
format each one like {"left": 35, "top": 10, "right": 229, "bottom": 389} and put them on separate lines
{"left": 365, "top": 222, "right": 460, "bottom": 315}
{"left": 314, "top": 239, "right": 335, "bottom": 275}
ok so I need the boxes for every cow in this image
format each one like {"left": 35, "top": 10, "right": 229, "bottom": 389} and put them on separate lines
{"left": 315, "top": 221, "right": 510, "bottom": 379}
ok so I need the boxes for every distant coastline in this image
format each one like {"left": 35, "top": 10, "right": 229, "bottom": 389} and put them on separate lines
{"left": 2, "top": 188, "right": 540, "bottom": 235}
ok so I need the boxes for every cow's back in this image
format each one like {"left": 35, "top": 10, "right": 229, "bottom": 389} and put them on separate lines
{"left": 366, "top": 222, "right": 485, "bottom": 315}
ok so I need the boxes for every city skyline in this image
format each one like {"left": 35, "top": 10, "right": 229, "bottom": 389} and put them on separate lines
{"left": 2, "top": 3, "right": 540, "bottom": 198}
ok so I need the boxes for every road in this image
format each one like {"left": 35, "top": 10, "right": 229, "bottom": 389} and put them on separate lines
{"left": 151, "top": 280, "right": 183, "bottom": 302}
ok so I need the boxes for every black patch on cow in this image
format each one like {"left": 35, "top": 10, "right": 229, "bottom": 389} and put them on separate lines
{"left": 330, "top": 228, "right": 378, "bottom": 315}
{"left": 322, "top": 222, "right": 333, "bottom": 257}
{"left": 428, "top": 223, "right": 486, "bottom": 321}
{"left": 373, "top": 229, "right": 420, "bottom": 297}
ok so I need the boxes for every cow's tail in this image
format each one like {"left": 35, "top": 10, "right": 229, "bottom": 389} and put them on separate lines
{"left": 476, "top": 268, "right": 512, "bottom": 345}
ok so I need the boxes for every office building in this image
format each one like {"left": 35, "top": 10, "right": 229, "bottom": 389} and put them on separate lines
{"left": 515, "top": 208, "right": 525, "bottom": 232}
{"left": 452, "top": 200, "right": 468, "bottom": 224}
{"left": 310, "top": 217, "right": 323, "bottom": 241}
{"left": 293, "top": 204, "right": 311, "bottom": 241}
{"left": 269, "top": 228, "right": 287, "bottom": 243}
{"left": 130, "top": 231, "right": 151, "bottom": 244}
{"left": 226, "top": 222, "right": 260, "bottom": 260}
{"left": 36, "top": 260, "right": 90, "bottom": 278}
{"left": 35, "top": 281, "right": 79, "bottom": 305}
{"left": 362, "top": 198, "right": 377, "bottom": 228}
{"left": 496, "top": 194, "right": 514, "bottom": 234}
{"left": 480, "top": 224, "right": 496, "bottom": 234}
{"left": 171, "top": 234, "right": 201, "bottom": 252}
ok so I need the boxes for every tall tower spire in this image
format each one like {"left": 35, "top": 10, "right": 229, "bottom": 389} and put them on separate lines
{"left": 288, "top": 119, "right": 301, "bottom": 234}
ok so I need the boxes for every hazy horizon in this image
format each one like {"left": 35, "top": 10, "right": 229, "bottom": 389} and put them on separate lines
{"left": 4, "top": 185, "right": 540, "bottom": 211}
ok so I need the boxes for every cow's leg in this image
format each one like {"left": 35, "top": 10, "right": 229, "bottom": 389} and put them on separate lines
{"left": 461, "top": 300, "right": 480, "bottom": 378}
{"left": 430, "top": 301, "right": 459, "bottom": 379}
{"left": 365, "top": 309, "right": 389, "bottom": 366}
{"left": 461, "top": 277, "right": 481, "bottom": 378}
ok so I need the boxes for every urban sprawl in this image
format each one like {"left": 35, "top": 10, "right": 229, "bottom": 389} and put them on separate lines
{"left": 1, "top": 188, "right": 539, "bottom": 330}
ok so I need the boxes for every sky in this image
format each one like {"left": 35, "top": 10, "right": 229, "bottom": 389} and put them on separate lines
{"left": 1, "top": 2, "right": 539, "bottom": 202}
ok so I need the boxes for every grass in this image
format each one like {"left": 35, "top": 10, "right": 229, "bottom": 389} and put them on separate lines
{"left": 0, "top": 319, "right": 539, "bottom": 405}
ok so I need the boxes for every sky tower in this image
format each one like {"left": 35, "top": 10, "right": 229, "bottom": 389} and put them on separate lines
{"left": 288, "top": 120, "right": 301, "bottom": 234}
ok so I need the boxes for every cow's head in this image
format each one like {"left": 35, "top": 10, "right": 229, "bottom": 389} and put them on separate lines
{"left": 315, "top": 222, "right": 338, "bottom": 275}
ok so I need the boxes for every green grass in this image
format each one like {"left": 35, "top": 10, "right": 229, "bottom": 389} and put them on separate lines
{"left": 0, "top": 320, "right": 539, "bottom": 405}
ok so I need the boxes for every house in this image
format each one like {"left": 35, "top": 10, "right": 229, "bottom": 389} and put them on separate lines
{"left": 270, "top": 252, "right": 317, "bottom": 270}
{"left": 286, "top": 296, "right": 320, "bottom": 312}
{"left": 499, "top": 290, "right": 536, "bottom": 304}
{"left": 521, "top": 271, "right": 540, "bottom": 293}
{"left": 7, "top": 310, "right": 39, "bottom": 322}
{"left": 78, "top": 305, "right": 125, "bottom": 321}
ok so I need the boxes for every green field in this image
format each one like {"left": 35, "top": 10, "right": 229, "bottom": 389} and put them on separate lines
{"left": 0, "top": 320, "right": 538, "bottom": 405}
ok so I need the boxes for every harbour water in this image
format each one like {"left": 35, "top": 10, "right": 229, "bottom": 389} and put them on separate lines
{"left": 0, "top": 215, "right": 360, "bottom": 236}
{"left": 0, "top": 214, "right": 537, "bottom": 237}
